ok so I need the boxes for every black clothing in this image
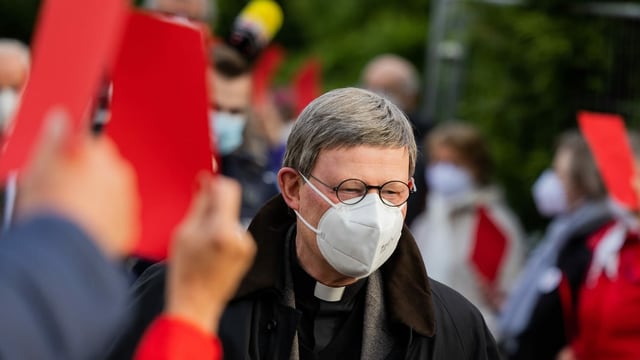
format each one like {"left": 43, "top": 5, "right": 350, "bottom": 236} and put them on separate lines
{"left": 221, "top": 151, "right": 279, "bottom": 224}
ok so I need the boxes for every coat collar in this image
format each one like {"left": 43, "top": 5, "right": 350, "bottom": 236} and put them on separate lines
{"left": 237, "top": 195, "right": 436, "bottom": 337}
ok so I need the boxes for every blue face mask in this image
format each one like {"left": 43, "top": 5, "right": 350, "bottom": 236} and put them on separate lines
{"left": 211, "top": 111, "right": 247, "bottom": 155}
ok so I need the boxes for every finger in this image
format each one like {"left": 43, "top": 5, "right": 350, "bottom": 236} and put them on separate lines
{"left": 209, "top": 176, "right": 242, "bottom": 224}
{"left": 182, "top": 172, "right": 215, "bottom": 226}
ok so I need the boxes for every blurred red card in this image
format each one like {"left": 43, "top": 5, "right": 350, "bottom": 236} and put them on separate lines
{"left": 0, "top": 0, "right": 128, "bottom": 180}
{"left": 107, "top": 12, "right": 213, "bottom": 260}
{"left": 578, "top": 111, "right": 638, "bottom": 210}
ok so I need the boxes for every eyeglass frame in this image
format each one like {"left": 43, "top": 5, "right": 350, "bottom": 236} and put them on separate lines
{"left": 303, "top": 173, "right": 416, "bottom": 207}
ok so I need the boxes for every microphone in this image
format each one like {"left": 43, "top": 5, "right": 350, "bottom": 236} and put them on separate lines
{"left": 227, "top": 0, "right": 283, "bottom": 62}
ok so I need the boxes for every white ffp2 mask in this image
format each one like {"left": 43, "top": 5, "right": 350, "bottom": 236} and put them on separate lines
{"left": 294, "top": 174, "right": 405, "bottom": 279}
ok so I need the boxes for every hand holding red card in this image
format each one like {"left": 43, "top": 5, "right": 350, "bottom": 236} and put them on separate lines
{"left": 578, "top": 111, "right": 639, "bottom": 211}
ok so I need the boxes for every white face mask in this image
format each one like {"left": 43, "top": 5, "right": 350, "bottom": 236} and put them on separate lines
{"left": 0, "top": 89, "right": 18, "bottom": 130}
{"left": 294, "top": 173, "right": 405, "bottom": 279}
{"left": 532, "top": 169, "right": 568, "bottom": 217}
{"left": 425, "top": 162, "right": 474, "bottom": 198}
{"left": 210, "top": 110, "right": 247, "bottom": 155}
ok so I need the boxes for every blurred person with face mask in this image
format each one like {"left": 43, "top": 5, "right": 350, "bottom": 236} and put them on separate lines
{"left": 0, "top": 39, "right": 29, "bottom": 137}
{"left": 207, "top": 43, "right": 279, "bottom": 226}
{"left": 0, "top": 39, "right": 29, "bottom": 233}
{"left": 361, "top": 54, "right": 430, "bottom": 227}
{"left": 554, "top": 132, "right": 640, "bottom": 360}
{"left": 499, "top": 131, "right": 614, "bottom": 360}
{"left": 411, "top": 122, "right": 526, "bottom": 339}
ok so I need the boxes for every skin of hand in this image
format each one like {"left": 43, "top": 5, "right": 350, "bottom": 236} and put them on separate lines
{"left": 556, "top": 346, "right": 577, "bottom": 360}
{"left": 17, "top": 108, "right": 140, "bottom": 259}
{"left": 252, "top": 96, "right": 286, "bottom": 147}
{"left": 166, "top": 173, "right": 256, "bottom": 334}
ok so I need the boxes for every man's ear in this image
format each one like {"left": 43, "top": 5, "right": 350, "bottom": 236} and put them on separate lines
{"left": 278, "top": 167, "right": 301, "bottom": 211}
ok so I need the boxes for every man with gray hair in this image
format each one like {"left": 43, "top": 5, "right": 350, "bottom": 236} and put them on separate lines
{"left": 109, "top": 87, "right": 499, "bottom": 359}
{"left": 0, "top": 39, "right": 29, "bottom": 133}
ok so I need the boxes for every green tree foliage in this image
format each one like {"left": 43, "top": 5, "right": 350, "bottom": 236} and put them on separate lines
{"left": 458, "top": 2, "right": 632, "bottom": 231}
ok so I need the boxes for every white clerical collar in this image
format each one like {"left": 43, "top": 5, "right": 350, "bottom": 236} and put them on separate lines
{"left": 314, "top": 282, "right": 346, "bottom": 302}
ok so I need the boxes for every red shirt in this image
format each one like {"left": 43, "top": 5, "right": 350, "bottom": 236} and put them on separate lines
{"left": 134, "top": 316, "right": 222, "bottom": 360}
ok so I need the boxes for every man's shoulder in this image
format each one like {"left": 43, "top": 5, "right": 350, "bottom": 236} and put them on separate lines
{"left": 429, "top": 278, "right": 485, "bottom": 323}
{"left": 423, "top": 279, "right": 501, "bottom": 359}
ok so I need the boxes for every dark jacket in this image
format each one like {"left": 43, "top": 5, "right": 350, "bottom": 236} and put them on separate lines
{"left": 107, "top": 195, "right": 499, "bottom": 360}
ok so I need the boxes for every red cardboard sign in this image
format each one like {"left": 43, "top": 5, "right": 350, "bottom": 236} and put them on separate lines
{"left": 0, "top": 0, "right": 128, "bottom": 180}
{"left": 470, "top": 206, "right": 507, "bottom": 284}
{"left": 107, "top": 12, "right": 213, "bottom": 260}
{"left": 578, "top": 111, "right": 638, "bottom": 210}
{"left": 294, "top": 58, "right": 321, "bottom": 117}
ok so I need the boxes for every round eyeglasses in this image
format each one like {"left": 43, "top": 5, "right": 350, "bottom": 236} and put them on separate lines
{"left": 307, "top": 174, "right": 415, "bottom": 207}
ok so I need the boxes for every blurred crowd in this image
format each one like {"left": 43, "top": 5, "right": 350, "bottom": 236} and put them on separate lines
{"left": 1, "top": 0, "right": 640, "bottom": 359}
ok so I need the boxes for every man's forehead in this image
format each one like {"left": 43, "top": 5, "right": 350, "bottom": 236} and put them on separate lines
{"left": 312, "top": 146, "right": 411, "bottom": 176}
{"left": 213, "top": 74, "right": 252, "bottom": 108}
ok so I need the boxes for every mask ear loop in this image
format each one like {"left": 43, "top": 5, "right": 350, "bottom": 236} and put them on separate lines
{"left": 293, "top": 172, "right": 340, "bottom": 236}
{"left": 298, "top": 172, "right": 340, "bottom": 208}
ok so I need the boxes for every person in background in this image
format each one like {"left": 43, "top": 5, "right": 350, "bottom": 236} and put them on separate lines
{"left": 0, "top": 39, "right": 30, "bottom": 229}
{"left": 107, "top": 88, "right": 500, "bottom": 360}
{"left": 253, "top": 86, "right": 296, "bottom": 179}
{"left": 0, "top": 39, "right": 29, "bottom": 136}
{"left": 499, "top": 131, "right": 614, "bottom": 360}
{"left": 209, "top": 43, "right": 279, "bottom": 226}
{"left": 361, "top": 54, "right": 430, "bottom": 226}
{"left": 555, "top": 132, "right": 640, "bottom": 360}
{"left": 411, "top": 121, "right": 525, "bottom": 339}
{"left": 143, "top": 0, "right": 214, "bottom": 23}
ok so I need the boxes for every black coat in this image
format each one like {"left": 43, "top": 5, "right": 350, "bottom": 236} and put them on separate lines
{"left": 107, "top": 195, "right": 499, "bottom": 360}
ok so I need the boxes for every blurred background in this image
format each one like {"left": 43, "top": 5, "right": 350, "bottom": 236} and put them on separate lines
{"left": 2, "top": 0, "right": 640, "bottom": 239}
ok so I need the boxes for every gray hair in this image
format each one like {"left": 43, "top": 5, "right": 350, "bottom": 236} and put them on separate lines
{"left": 283, "top": 87, "right": 417, "bottom": 177}
{"left": 0, "top": 39, "right": 30, "bottom": 68}
{"left": 556, "top": 131, "right": 606, "bottom": 200}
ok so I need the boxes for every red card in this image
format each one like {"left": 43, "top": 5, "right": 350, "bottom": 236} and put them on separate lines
{"left": 470, "top": 206, "right": 507, "bottom": 284}
{"left": 578, "top": 111, "right": 638, "bottom": 210}
{"left": 252, "top": 44, "right": 285, "bottom": 105}
{"left": 107, "top": 12, "right": 213, "bottom": 260}
{"left": 0, "top": 0, "right": 128, "bottom": 180}
{"left": 294, "top": 58, "right": 322, "bottom": 117}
